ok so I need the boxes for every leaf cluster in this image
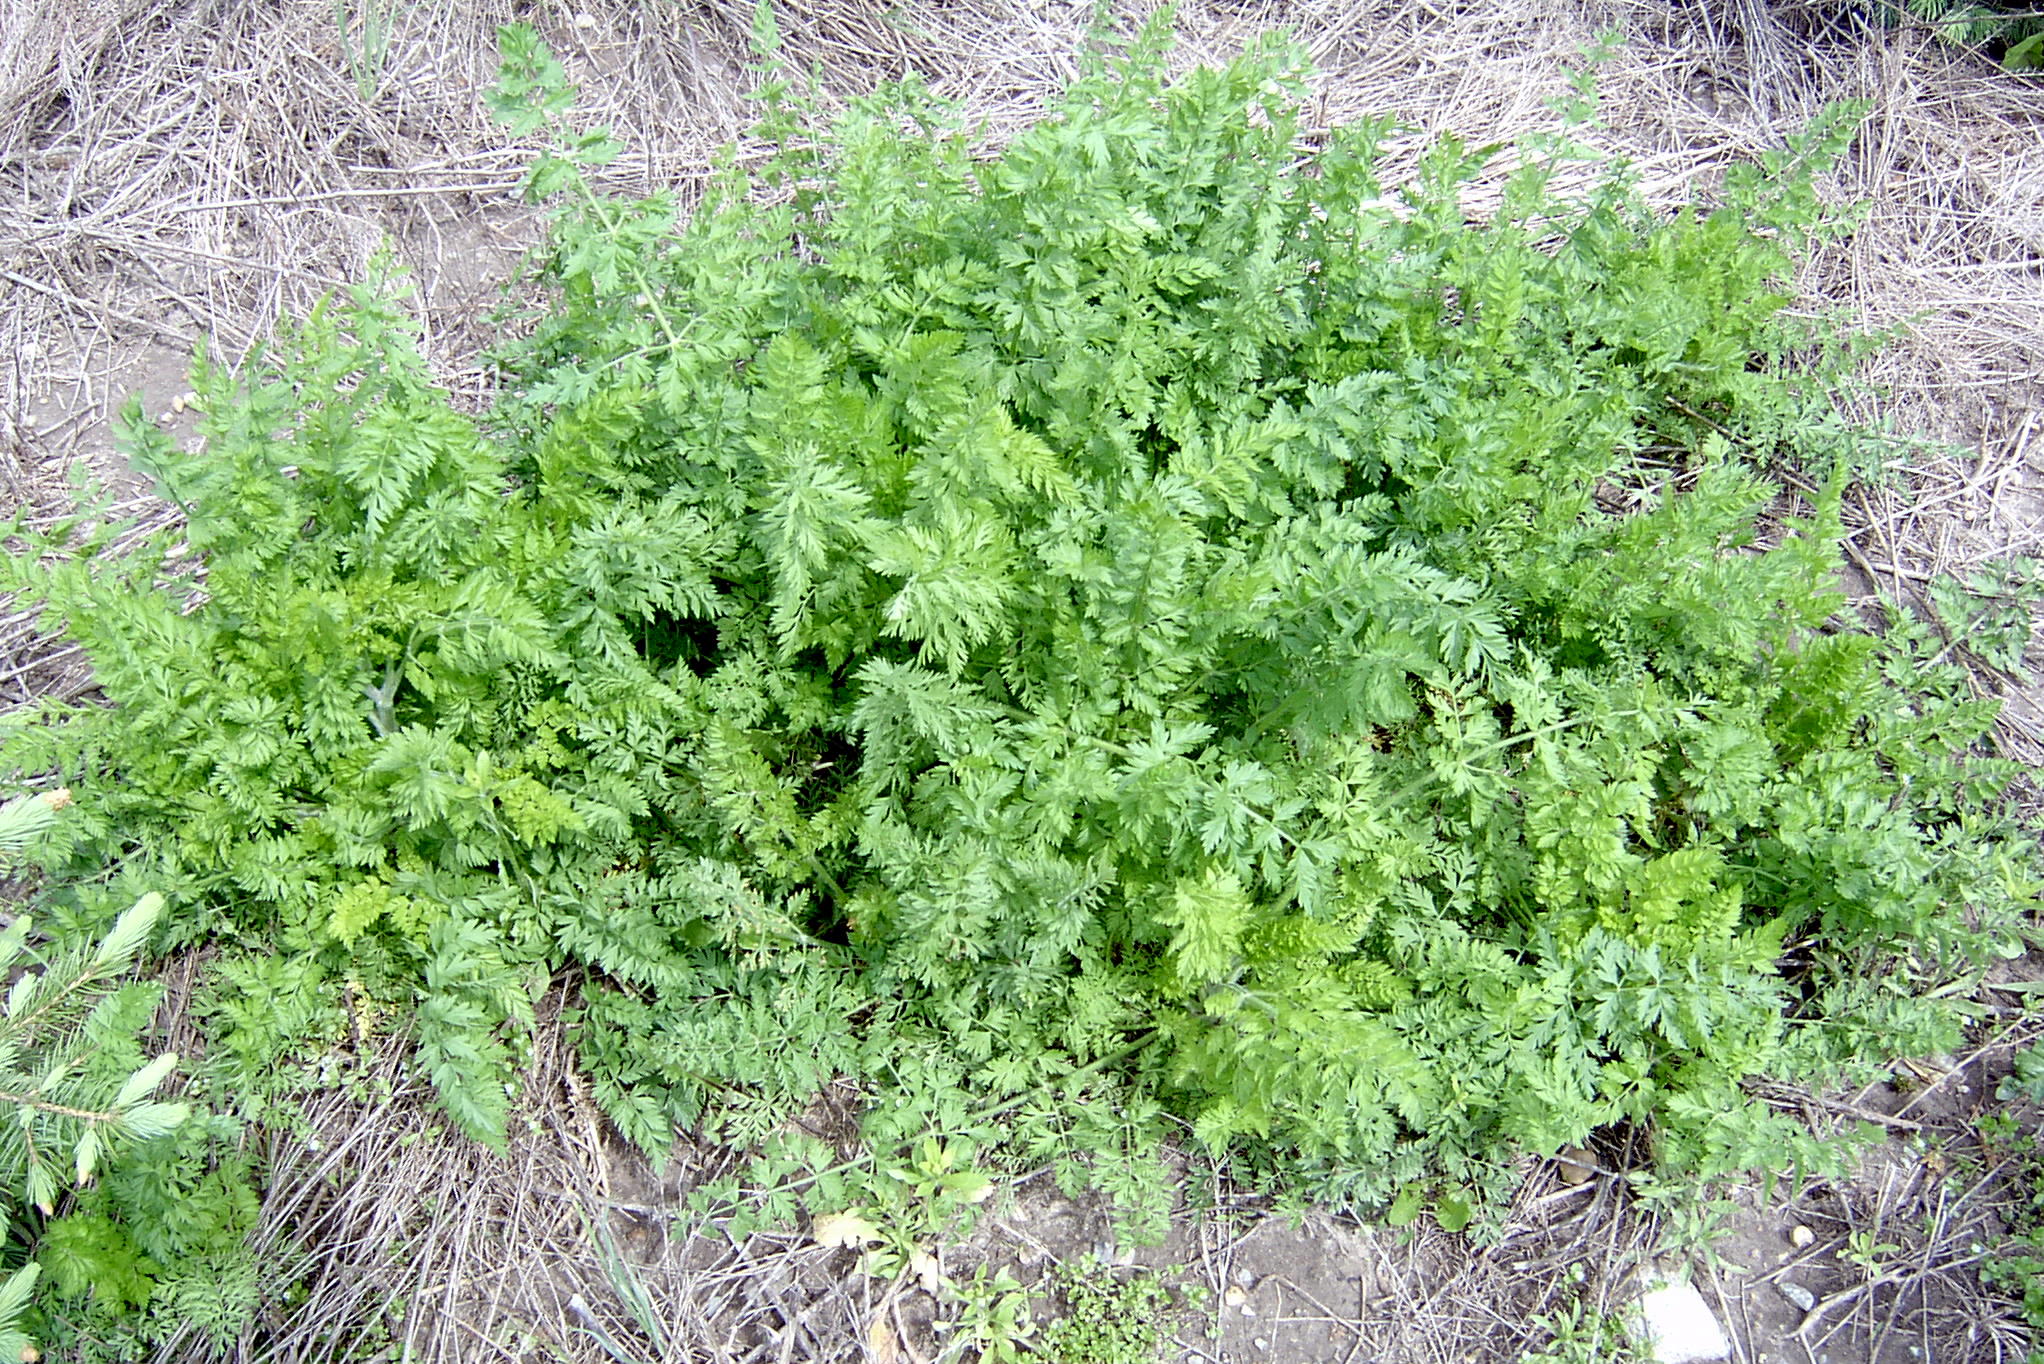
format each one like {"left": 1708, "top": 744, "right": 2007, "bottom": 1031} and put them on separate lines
{"left": 1037, "top": 1256, "right": 1182, "bottom": 1364}
{"left": 0, "top": 796, "right": 263, "bottom": 1356}
{"left": 1, "top": 14, "right": 2035, "bottom": 1230}
{"left": 1870, "top": 0, "right": 2044, "bottom": 68}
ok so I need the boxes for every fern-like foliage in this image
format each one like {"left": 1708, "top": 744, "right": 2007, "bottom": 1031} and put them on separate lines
{"left": 0, "top": 793, "right": 195, "bottom": 1355}
{"left": 1872, "top": 0, "right": 2044, "bottom": 67}
{"left": 1, "top": 17, "right": 2035, "bottom": 1224}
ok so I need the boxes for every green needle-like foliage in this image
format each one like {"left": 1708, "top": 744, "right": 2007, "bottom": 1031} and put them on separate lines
{"left": 0, "top": 796, "right": 188, "bottom": 1219}
{"left": 0, "top": 793, "right": 191, "bottom": 1355}
{"left": 1, "top": 14, "right": 2035, "bottom": 1222}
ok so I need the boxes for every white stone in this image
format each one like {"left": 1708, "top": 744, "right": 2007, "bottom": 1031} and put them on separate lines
{"left": 1636, "top": 1278, "right": 1730, "bottom": 1364}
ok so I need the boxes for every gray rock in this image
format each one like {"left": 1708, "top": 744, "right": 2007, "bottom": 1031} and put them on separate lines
{"left": 1636, "top": 1277, "right": 1730, "bottom": 1364}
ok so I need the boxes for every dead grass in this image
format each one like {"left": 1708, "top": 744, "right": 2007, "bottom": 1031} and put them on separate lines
{"left": 4, "top": 0, "right": 2044, "bottom": 1360}
{"left": 145, "top": 990, "right": 918, "bottom": 1364}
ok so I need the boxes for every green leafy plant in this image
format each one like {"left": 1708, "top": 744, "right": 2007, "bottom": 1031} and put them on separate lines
{"left": 0, "top": 796, "right": 189, "bottom": 1222}
{"left": 1037, "top": 1256, "right": 1183, "bottom": 1364}
{"left": 1519, "top": 1298, "right": 1639, "bottom": 1364}
{"left": 568, "top": 1216, "right": 670, "bottom": 1364}
{"left": 1629, "top": 1171, "right": 1752, "bottom": 1263}
{"left": 0, "top": 792, "right": 268, "bottom": 1358}
{"left": 2001, "top": 1045, "right": 2044, "bottom": 1105}
{"left": 1871, "top": 0, "right": 2044, "bottom": 69}
{"left": 335, "top": 0, "right": 398, "bottom": 100}
{"left": 1982, "top": 1242, "right": 2044, "bottom": 1360}
{"left": 939, "top": 1264, "right": 1035, "bottom": 1364}
{"left": 0, "top": 795, "right": 182, "bottom": 1348}
{"left": 1976, "top": 1053, "right": 2044, "bottom": 1349}
{"left": 1, "top": 10, "right": 2035, "bottom": 1240}
{"left": 1925, "top": 556, "right": 2042, "bottom": 680}
{"left": 801, "top": 1136, "right": 997, "bottom": 1287}
{"left": 1840, "top": 1224, "right": 1901, "bottom": 1279}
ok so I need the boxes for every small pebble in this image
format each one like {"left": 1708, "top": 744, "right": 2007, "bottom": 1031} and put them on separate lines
{"left": 1778, "top": 1281, "right": 1816, "bottom": 1313}
{"left": 1788, "top": 1225, "right": 1815, "bottom": 1249}
{"left": 1252, "top": 1338, "right": 1269, "bottom": 1351}
{"left": 170, "top": 394, "right": 185, "bottom": 413}
{"left": 1224, "top": 1285, "right": 1248, "bottom": 1309}
{"left": 1556, "top": 1145, "right": 1597, "bottom": 1185}
{"left": 573, "top": 11, "right": 596, "bottom": 27}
